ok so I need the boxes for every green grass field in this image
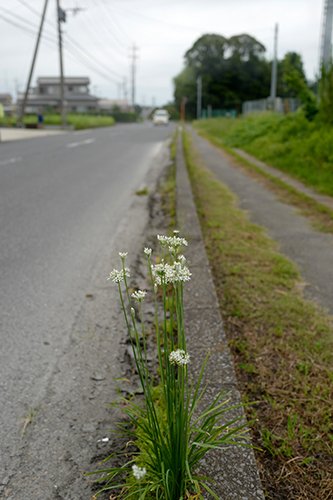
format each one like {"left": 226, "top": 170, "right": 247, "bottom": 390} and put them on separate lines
{"left": 194, "top": 111, "right": 333, "bottom": 197}
{"left": 0, "top": 113, "right": 115, "bottom": 130}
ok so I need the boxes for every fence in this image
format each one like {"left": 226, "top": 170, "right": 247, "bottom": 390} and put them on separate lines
{"left": 201, "top": 108, "right": 237, "bottom": 119}
{"left": 242, "top": 97, "right": 301, "bottom": 115}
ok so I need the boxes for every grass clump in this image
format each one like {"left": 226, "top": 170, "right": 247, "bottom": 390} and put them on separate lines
{"left": 194, "top": 112, "right": 333, "bottom": 197}
{"left": 86, "top": 235, "right": 253, "bottom": 500}
{"left": 0, "top": 113, "right": 115, "bottom": 130}
{"left": 182, "top": 130, "right": 333, "bottom": 500}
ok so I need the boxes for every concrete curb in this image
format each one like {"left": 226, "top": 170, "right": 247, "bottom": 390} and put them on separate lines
{"left": 233, "top": 147, "right": 333, "bottom": 211}
{"left": 176, "top": 130, "right": 264, "bottom": 500}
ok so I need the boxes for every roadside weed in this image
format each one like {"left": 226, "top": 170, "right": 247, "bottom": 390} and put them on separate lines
{"left": 86, "top": 235, "right": 253, "bottom": 500}
{"left": 20, "top": 405, "right": 40, "bottom": 440}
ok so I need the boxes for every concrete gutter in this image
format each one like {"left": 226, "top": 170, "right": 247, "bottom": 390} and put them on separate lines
{"left": 176, "top": 130, "right": 264, "bottom": 499}
{"left": 233, "top": 147, "right": 333, "bottom": 211}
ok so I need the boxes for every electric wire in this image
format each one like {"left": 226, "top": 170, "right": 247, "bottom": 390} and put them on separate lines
{"left": 10, "top": 2, "right": 124, "bottom": 82}
{"left": 80, "top": 0, "right": 128, "bottom": 56}
{"left": 111, "top": 2, "right": 199, "bottom": 32}
{"left": 0, "top": 13, "right": 122, "bottom": 87}
{"left": 14, "top": 0, "right": 126, "bottom": 79}
{"left": 92, "top": 0, "right": 129, "bottom": 48}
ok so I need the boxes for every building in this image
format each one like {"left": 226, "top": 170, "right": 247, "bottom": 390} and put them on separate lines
{"left": 17, "top": 77, "right": 99, "bottom": 113}
{"left": 0, "top": 93, "right": 15, "bottom": 116}
{"left": 97, "top": 99, "right": 130, "bottom": 112}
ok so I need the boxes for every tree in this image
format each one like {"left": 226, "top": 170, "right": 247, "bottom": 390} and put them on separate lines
{"left": 278, "top": 52, "right": 306, "bottom": 97}
{"left": 284, "top": 70, "right": 318, "bottom": 120}
{"left": 319, "top": 61, "right": 333, "bottom": 123}
{"left": 174, "top": 33, "right": 271, "bottom": 119}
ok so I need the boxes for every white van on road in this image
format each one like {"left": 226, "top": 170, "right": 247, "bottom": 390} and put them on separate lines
{"left": 153, "top": 109, "right": 169, "bottom": 125}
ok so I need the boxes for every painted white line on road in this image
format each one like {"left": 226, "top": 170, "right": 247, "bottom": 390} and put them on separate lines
{"left": 0, "top": 156, "right": 22, "bottom": 166}
{"left": 66, "top": 138, "right": 95, "bottom": 148}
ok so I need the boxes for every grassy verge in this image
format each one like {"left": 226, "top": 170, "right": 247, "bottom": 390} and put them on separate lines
{"left": 182, "top": 129, "right": 333, "bottom": 500}
{"left": 0, "top": 113, "right": 115, "bottom": 130}
{"left": 193, "top": 112, "right": 333, "bottom": 197}
{"left": 160, "top": 128, "right": 178, "bottom": 229}
{"left": 194, "top": 125, "right": 333, "bottom": 235}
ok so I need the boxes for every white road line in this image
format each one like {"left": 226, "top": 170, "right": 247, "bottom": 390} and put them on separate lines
{"left": 66, "top": 138, "right": 95, "bottom": 148}
{"left": 0, "top": 156, "right": 22, "bottom": 166}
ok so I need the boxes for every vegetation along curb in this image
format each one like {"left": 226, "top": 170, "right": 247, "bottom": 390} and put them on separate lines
{"left": 175, "top": 128, "right": 265, "bottom": 500}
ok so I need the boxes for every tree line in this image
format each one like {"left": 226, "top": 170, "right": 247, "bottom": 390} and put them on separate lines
{"left": 172, "top": 33, "right": 308, "bottom": 119}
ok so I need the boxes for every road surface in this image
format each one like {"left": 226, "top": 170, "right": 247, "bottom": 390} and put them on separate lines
{"left": 0, "top": 122, "right": 175, "bottom": 496}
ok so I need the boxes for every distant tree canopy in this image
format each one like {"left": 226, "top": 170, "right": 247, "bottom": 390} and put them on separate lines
{"left": 173, "top": 34, "right": 308, "bottom": 119}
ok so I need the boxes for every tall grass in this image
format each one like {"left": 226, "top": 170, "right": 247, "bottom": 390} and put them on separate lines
{"left": 86, "top": 236, "right": 253, "bottom": 500}
{"left": 0, "top": 113, "right": 115, "bottom": 130}
{"left": 194, "top": 111, "right": 333, "bottom": 197}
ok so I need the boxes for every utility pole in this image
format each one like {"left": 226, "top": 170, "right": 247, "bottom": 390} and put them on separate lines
{"left": 57, "top": 0, "right": 67, "bottom": 128}
{"left": 123, "top": 77, "right": 128, "bottom": 102}
{"left": 196, "top": 76, "right": 202, "bottom": 120}
{"left": 129, "top": 43, "right": 139, "bottom": 110}
{"left": 270, "top": 23, "right": 278, "bottom": 110}
{"left": 321, "top": 0, "right": 333, "bottom": 69}
{"left": 18, "top": 0, "right": 49, "bottom": 126}
{"left": 181, "top": 96, "right": 187, "bottom": 122}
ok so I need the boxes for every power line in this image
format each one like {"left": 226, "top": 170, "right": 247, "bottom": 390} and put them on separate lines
{"left": 0, "top": 12, "right": 122, "bottom": 87}
{"left": 93, "top": 0, "right": 129, "bottom": 49}
{"left": 111, "top": 3, "right": 199, "bottom": 32}
{"left": 0, "top": 7, "right": 57, "bottom": 44}
{"left": 15, "top": 0, "right": 126, "bottom": 80}
{"left": 78, "top": 0, "right": 128, "bottom": 57}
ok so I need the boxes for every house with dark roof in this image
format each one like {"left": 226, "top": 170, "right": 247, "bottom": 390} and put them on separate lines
{"left": 17, "top": 77, "right": 99, "bottom": 113}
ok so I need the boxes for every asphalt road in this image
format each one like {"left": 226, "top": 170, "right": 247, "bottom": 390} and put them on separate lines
{"left": 0, "top": 122, "right": 175, "bottom": 485}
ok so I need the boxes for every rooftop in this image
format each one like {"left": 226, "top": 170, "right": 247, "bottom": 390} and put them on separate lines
{"left": 37, "top": 77, "right": 90, "bottom": 85}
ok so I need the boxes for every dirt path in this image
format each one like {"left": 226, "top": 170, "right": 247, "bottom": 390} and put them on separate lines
{"left": 189, "top": 127, "right": 333, "bottom": 315}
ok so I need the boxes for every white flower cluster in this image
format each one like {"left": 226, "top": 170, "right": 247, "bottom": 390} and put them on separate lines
{"left": 144, "top": 247, "right": 152, "bottom": 257}
{"left": 119, "top": 252, "right": 128, "bottom": 260}
{"left": 107, "top": 268, "right": 130, "bottom": 284}
{"left": 169, "top": 349, "right": 190, "bottom": 366}
{"left": 132, "top": 464, "right": 146, "bottom": 481}
{"left": 157, "top": 234, "right": 188, "bottom": 251}
{"left": 131, "top": 290, "right": 147, "bottom": 302}
{"left": 151, "top": 259, "right": 191, "bottom": 285}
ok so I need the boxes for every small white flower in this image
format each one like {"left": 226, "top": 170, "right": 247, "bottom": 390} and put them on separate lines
{"left": 151, "top": 261, "right": 174, "bottom": 285}
{"left": 157, "top": 234, "right": 188, "bottom": 250}
{"left": 157, "top": 235, "right": 169, "bottom": 246}
{"left": 132, "top": 464, "right": 146, "bottom": 481}
{"left": 131, "top": 290, "right": 147, "bottom": 302}
{"left": 131, "top": 307, "right": 135, "bottom": 316}
{"left": 107, "top": 268, "right": 130, "bottom": 284}
{"left": 169, "top": 349, "right": 190, "bottom": 366}
{"left": 119, "top": 252, "right": 128, "bottom": 260}
{"left": 168, "top": 235, "right": 188, "bottom": 250}
{"left": 168, "top": 246, "right": 178, "bottom": 258}
{"left": 172, "top": 261, "right": 191, "bottom": 283}
{"left": 144, "top": 247, "right": 152, "bottom": 257}
{"left": 173, "top": 230, "right": 180, "bottom": 234}
{"left": 178, "top": 254, "right": 186, "bottom": 265}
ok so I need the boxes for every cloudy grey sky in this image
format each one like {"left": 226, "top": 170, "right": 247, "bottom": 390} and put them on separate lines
{"left": 0, "top": 0, "right": 324, "bottom": 106}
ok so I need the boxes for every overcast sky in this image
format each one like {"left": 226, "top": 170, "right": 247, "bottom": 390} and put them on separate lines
{"left": 0, "top": 0, "right": 325, "bottom": 106}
